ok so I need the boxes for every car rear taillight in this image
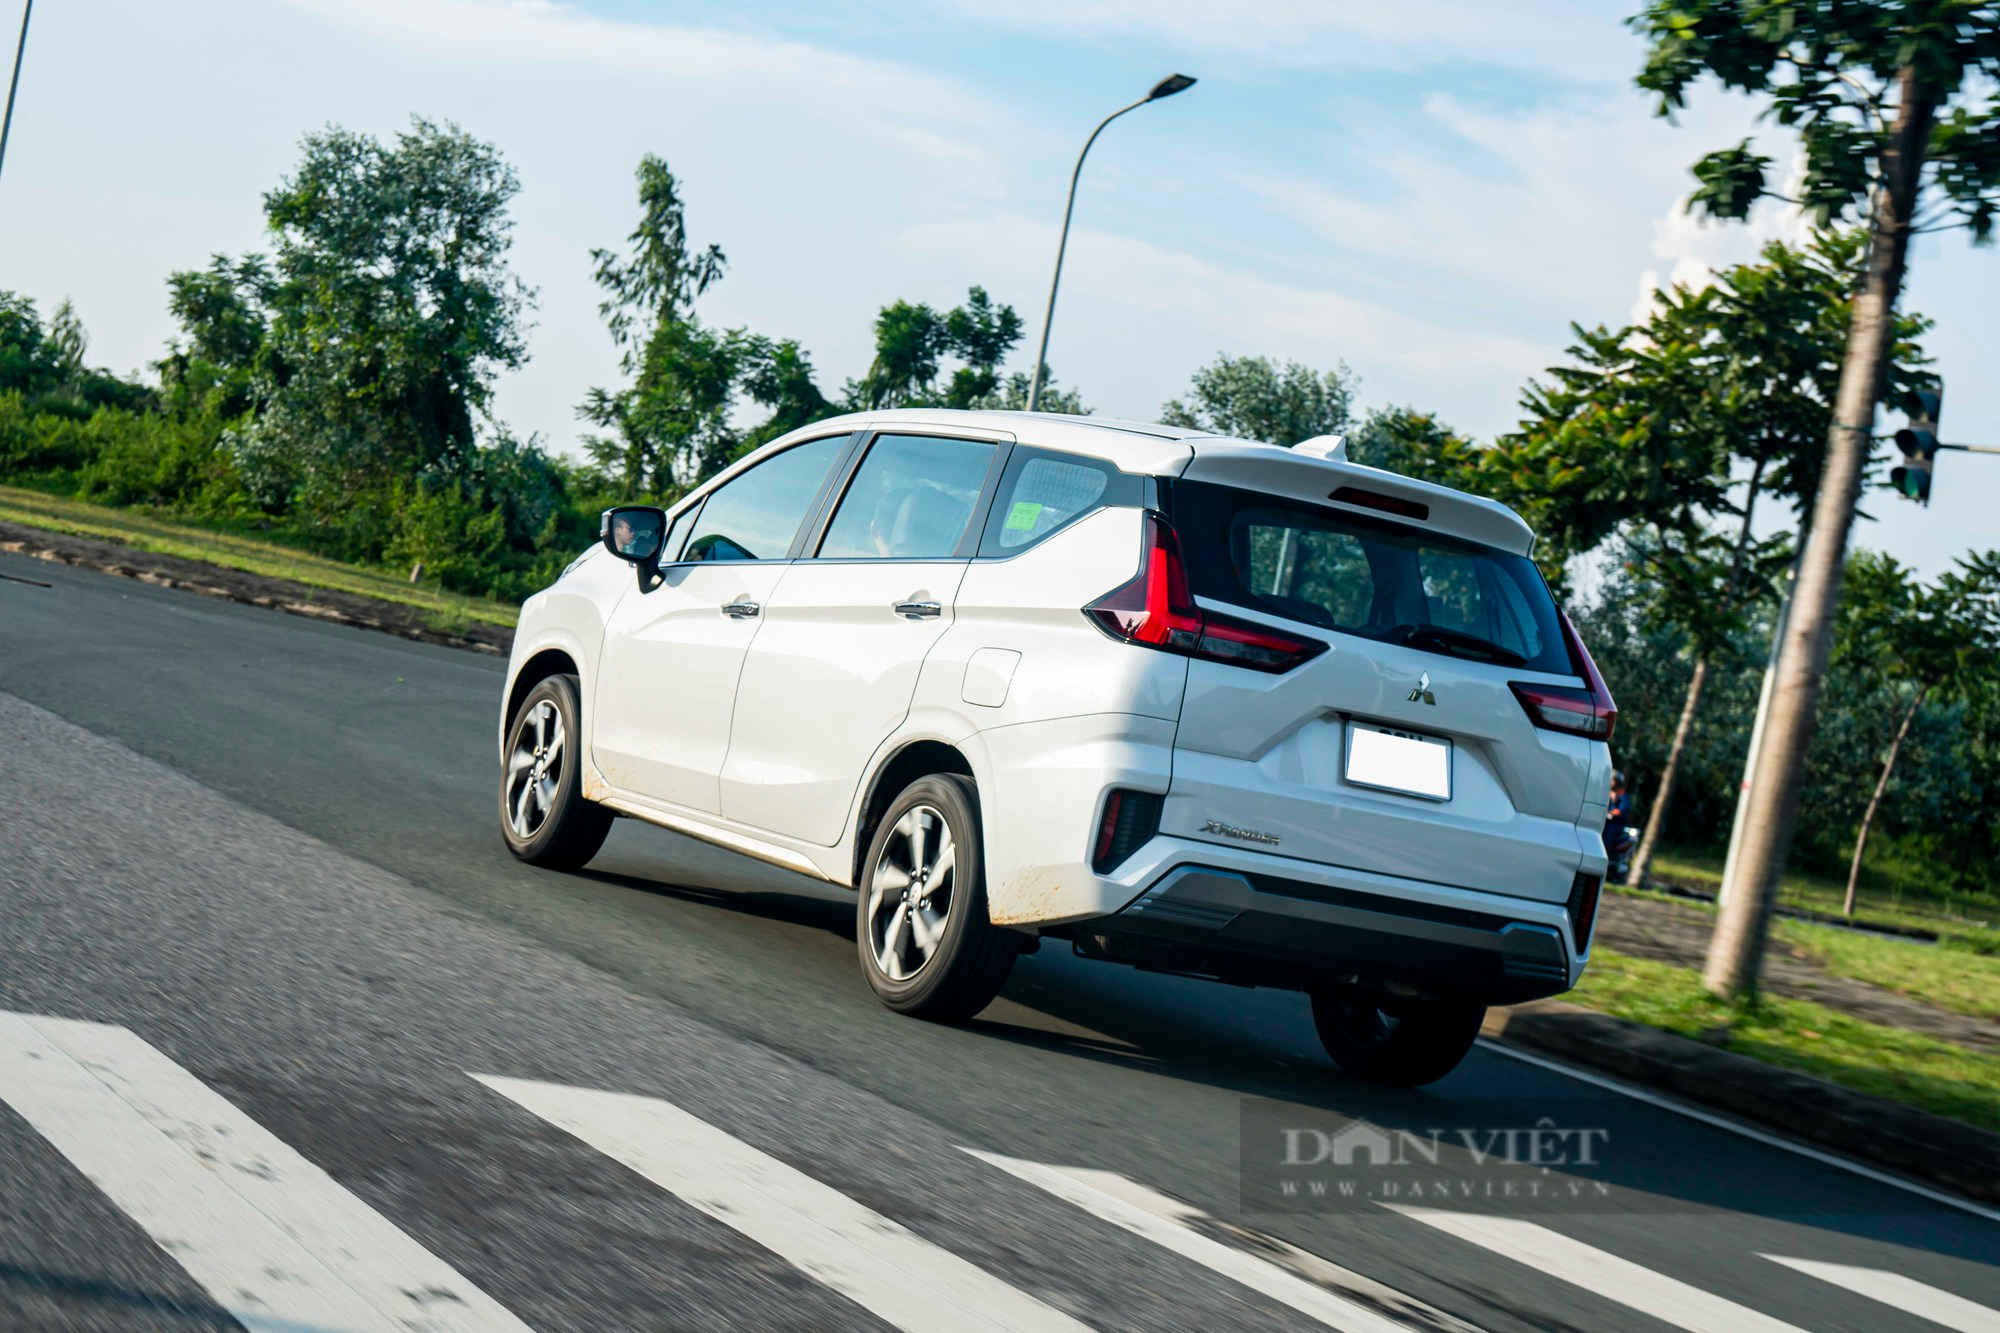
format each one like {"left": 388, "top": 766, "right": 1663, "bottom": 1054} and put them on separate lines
{"left": 1509, "top": 612, "right": 1617, "bottom": 740}
{"left": 1085, "top": 514, "right": 1326, "bottom": 673}
{"left": 1568, "top": 871, "right": 1602, "bottom": 953}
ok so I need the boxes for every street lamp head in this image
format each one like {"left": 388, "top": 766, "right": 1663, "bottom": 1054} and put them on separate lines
{"left": 1148, "top": 73, "right": 1197, "bottom": 101}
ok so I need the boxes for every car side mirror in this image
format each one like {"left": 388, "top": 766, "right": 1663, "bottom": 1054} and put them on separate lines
{"left": 600, "top": 506, "right": 668, "bottom": 582}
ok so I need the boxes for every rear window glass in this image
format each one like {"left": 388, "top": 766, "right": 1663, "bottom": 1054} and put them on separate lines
{"left": 979, "top": 448, "right": 1138, "bottom": 555}
{"left": 1173, "top": 480, "right": 1571, "bottom": 674}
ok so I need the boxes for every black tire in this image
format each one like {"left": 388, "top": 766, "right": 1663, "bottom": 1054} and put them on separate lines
{"left": 856, "top": 774, "right": 1017, "bottom": 1021}
{"left": 499, "top": 674, "right": 613, "bottom": 870}
{"left": 1310, "top": 990, "right": 1486, "bottom": 1087}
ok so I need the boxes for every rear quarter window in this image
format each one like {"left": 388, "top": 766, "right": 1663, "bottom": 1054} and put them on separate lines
{"left": 978, "top": 448, "right": 1140, "bottom": 556}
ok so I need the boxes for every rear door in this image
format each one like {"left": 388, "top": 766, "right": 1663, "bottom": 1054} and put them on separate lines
{"left": 1162, "top": 473, "right": 1594, "bottom": 904}
{"left": 720, "top": 431, "right": 1006, "bottom": 845}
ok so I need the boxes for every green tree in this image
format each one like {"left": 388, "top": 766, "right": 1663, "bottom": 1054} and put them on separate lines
{"left": 1486, "top": 319, "right": 1728, "bottom": 589}
{"left": 1630, "top": 0, "right": 2000, "bottom": 997}
{"left": 738, "top": 336, "right": 833, "bottom": 455}
{"left": 589, "top": 155, "right": 725, "bottom": 352}
{"left": 236, "top": 117, "right": 532, "bottom": 527}
{"left": 968, "top": 366, "right": 1090, "bottom": 416}
{"left": 1833, "top": 549, "right": 2000, "bottom": 914}
{"left": 46, "top": 299, "right": 86, "bottom": 388}
{"left": 161, "top": 255, "right": 275, "bottom": 421}
{"left": 1593, "top": 233, "right": 1931, "bottom": 889}
{"left": 579, "top": 155, "right": 736, "bottom": 496}
{"left": 941, "top": 286, "right": 1023, "bottom": 408}
{"left": 0, "top": 294, "right": 62, "bottom": 399}
{"left": 1345, "top": 406, "right": 1479, "bottom": 486}
{"left": 1159, "top": 353, "right": 1356, "bottom": 444}
{"left": 852, "top": 299, "right": 947, "bottom": 409}
{"left": 849, "top": 287, "right": 1024, "bottom": 410}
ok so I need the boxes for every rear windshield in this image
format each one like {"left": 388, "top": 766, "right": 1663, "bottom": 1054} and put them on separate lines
{"left": 1172, "top": 480, "right": 1572, "bottom": 675}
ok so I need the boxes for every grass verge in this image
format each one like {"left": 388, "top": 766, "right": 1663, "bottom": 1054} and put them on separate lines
{"left": 1610, "top": 883, "right": 2000, "bottom": 1023}
{"left": 1570, "top": 946, "right": 2000, "bottom": 1132}
{"left": 1773, "top": 918, "right": 2000, "bottom": 1022}
{"left": 1647, "top": 847, "right": 1998, "bottom": 934}
{"left": 0, "top": 484, "right": 517, "bottom": 629}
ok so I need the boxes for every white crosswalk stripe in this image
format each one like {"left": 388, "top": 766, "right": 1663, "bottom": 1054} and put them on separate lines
{"left": 0, "top": 1011, "right": 534, "bottom": 1333}
{"left": 1389, "top": 1206, "right": 1810, "bottom": 1333}
{"left": 966, "top": 1149, "right": 1466, "bottom": 1333}
{"left": 1763, "top": 1255, "right": 2000, "bottom": 1333}
{"left": 474, "top": 1073, "right": 1091, "bottom": 1333}
{"left": 6, "top": 1004, "right": 1995, "bottom": 1333}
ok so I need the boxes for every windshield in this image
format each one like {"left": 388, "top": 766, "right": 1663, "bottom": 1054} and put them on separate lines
{"left": 1171, "top": 479, "right": 1573, "bottom": 675}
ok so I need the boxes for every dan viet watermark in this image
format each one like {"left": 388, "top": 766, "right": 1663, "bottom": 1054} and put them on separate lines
{"left": 1241, "top": 1100, "right": 1621, "bottom": 1214}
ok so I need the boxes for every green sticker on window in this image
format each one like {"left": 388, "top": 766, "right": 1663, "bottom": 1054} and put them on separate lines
{"left": 1004, "top": 500, "right": 1044, "bottom": 531}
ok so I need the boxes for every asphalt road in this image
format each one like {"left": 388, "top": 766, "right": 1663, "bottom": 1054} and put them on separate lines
{"left": 1, "top": 548, "right": 1996, "bottom": 1332}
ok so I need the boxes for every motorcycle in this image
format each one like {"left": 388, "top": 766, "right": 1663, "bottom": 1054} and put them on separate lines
{"left": 1605, "top": 819, "right": 1637, "bottom": 884}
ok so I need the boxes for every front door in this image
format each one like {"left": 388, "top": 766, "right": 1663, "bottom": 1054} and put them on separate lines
{"left": 721, "top": 432, "right": 1003, "bottom": 845}
{"left": 590, "top": 433, "right": 852, "bottom": 814}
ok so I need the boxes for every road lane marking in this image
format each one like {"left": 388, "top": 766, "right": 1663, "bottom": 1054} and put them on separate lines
{"left": 1476, "top": 1038, "right": 2000, "bottom": 1224}
{"left": 0, "top": 1011, "right": 533, "bottom": 1333}
{"left": 967, "top": 1149, "right": 1458, "bottom": 1332}
{"left": 1762, "top": 1255, "right": 2000, "bottom": 1332}
{"left": 1389, "top": 1207, "right": 1808, "bottom": 1333}
{"left": 473, "top": 1074, "right": 1088, "bottom": 1333}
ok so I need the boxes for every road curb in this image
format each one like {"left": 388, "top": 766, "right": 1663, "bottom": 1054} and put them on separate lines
{"left": 0, "top": 523, "right": 514, "bottom": 657}
{"left": 1484, "top": 999, "right": 2000, "bottom": 1204}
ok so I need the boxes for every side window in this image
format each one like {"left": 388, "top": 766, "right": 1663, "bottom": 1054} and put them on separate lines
{"left": 979, "top": 449, "right": 1129, "bottom": 555}
{"left": 661, "top": 501, "right": 700, "bottom": 563}
{"left": 818, "top": 434, "right": 998, "bottom": 559}
{"left": 683, "top": 435, "right": 847, "bottom": 563}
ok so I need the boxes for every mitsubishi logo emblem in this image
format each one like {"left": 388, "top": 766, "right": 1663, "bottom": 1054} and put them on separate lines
{"left": 1408, "top": 671, "right": 1436, "bottom": 705}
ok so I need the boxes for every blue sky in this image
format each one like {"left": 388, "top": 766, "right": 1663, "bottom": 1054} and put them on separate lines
{"left": 3, "top": 0, "right": 1995, "bottom": 577}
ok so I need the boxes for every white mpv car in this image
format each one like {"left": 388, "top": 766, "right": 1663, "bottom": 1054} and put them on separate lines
{"left": 498, "top": 410, "right": 1616, "bottom": 1085}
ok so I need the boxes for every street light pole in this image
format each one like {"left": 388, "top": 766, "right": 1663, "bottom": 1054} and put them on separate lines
{"left": 1025, "top": 73, "right": 1195, "bottom": 413}
{"left": 0, "top": 0, "right": 31, "bottom": 188}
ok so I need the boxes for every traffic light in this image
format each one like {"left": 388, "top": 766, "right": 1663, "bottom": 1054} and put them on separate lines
{"left": 1891, "top": 387, "right": 1943, "bottom": 506}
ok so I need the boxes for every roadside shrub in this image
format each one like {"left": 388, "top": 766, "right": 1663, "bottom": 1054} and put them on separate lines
{"left": 73, "top": 407, "right": 254, "bottom": 518}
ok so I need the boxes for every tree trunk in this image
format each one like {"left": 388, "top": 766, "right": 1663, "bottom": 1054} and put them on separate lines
{"left": 1627, "top": 656, "right": 1709, "bottom": 890}
{"left": 1630, "top": 456, "right": 1766, "bottom": 890}
{"left": 1704, "top": 67, "right": 1936, "bottom": 1000}
{"left": 1843, "top": 685, "right": 1926, "bottom": 918}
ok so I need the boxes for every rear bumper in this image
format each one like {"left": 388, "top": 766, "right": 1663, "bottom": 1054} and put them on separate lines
{"left": 1075, "top": 859, "right": 1584, "bottom": 1004}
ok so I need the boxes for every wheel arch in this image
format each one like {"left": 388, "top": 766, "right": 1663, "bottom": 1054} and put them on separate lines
{"left": 503, "top": 647, "right": 582, "bottom": 756}
{"left": 851, "top": 738, "right": 976, "bottom": 890}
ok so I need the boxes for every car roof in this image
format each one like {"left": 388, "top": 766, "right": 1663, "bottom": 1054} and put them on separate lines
{"left": 744, "top": 409, "right": 1538, "bottom": 557}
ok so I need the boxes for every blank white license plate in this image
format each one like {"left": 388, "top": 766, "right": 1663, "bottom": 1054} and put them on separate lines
{"left": 1345, "top": 723, "right": 1452, "bottom": 801}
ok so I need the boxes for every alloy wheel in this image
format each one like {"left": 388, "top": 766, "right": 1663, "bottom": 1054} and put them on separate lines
{"left": 867, "top": 804, "right": 956, "bottom": 982}
{"left": 506, "top": 699, "right": 565, "bottom": 839}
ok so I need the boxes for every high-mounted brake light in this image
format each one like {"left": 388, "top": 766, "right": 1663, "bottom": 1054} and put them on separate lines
{"left": 1085, "top": 514, "right": 1326, "bottom": 673}
{"left": 1329, "top": 486, "right": 1429, "bottom": 521}
{"left": 1509, "top": 612, "right": 1618, "bottom": 741}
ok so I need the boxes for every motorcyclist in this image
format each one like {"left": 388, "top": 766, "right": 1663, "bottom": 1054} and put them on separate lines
{"left": 1604, "top": 770, "right": 1636, "bottom": 881}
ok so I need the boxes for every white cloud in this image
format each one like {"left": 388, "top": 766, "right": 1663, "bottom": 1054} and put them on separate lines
{"left": 893, "top": 214, "right": 1550, "bottom": 432}
{"left": 935, "top": 0, "right": 1635, "bottom": 71}
{"left": 279, "top": 0, "right": 1007, "bottom": 170}
{"left": 1628, "top": 156, "right": 1813, "bottom": 322}
{"left": 1239, "top": 89, "right": 1773, "bottom": 337}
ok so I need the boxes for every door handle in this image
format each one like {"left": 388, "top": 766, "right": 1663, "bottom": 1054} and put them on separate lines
{"left": 721, "top": 600, "right": 761, "bottom": 619}
{"left": 893, "top": 601, "right": 942, "bottom": 620}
